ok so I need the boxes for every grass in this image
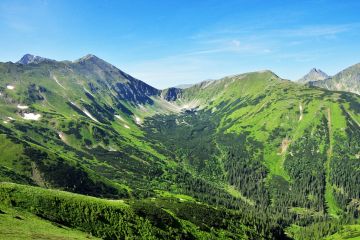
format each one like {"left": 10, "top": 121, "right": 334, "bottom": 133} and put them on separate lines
{"left": 325, "top": 224, "right": 360, "bottom": 240}
{"left": 225, "top": 184, "right": 255, "bottom": 206}
{"left": 324, "top": 103, "right": 344, "bottom": 218}
{"left": 154, "top": 190, "right": 195, "bottom": 202}
{"left": 0, "top": 204, "right": 99, "bottom": 240}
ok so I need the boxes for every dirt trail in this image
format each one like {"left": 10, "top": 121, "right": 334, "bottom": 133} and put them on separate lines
{"left": 52, "top": 75, "right": 66, "bottom": 89}
{"left": 279, "top": 137, "right": 291, "bottom": 155}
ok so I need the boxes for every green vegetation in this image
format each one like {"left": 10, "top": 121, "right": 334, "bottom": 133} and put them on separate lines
{"left": 0, "top": 56, "right": 359, "bottom": 239}
{"left": 0, "top": 203, "right": 98, "bottom": 239}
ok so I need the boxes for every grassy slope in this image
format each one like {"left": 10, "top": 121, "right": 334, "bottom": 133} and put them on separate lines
{"left": 325, "top": 224, "right": 360, "bottom": 240}
{"left": 0, "top": 60, "right": 359, "bottom": 239}
{"left": 0, "top": 203, "right": 98, "bottom": 240}
{"left": 0, "top": 182, "right": 271, "bottom": 240}
{"left": 171, "top": 71, "right": 359, "bottom": 216}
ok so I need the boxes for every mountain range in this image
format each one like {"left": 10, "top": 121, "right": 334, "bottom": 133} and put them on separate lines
{"left": 0, "top": 54, "right": 359, "bottom": 239}
{"left": 298, "top": 65, "right": 360, "bottom": 95}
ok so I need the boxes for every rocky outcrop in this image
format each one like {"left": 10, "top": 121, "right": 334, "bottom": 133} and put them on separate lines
{"left": 17, "top": 54, "right": 53, "bottom": 65}
{"left": 161, "top": 88, "right": 183, "bottom": 101}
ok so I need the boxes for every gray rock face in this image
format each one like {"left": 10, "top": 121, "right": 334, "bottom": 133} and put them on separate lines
{"left": 298, "top": 68, "right": 329, "bottom": 83}
{"left": 309, "top": 63, "right": 360, "bottom": 95}
{"left": 17, "top": 54, "right": 53, "bottom": 64}
{"left": 73, "top": 54, "right": 161, "bottom": 105}
{"left": 161, "top": 88, "right": 183, "bottom": 101}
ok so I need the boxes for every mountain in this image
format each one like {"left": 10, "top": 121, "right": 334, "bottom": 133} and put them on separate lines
{"left": 298, "top": 68, "right": 329, "bottom": 83}
{"left": 309, "top": 62, "right": 360, "bottom": 95}
{"left": 0, "top": 54, "right": 359, "bottom": 239}
{"left": 173, "top": 83, "right": 194, "bottom": 89}
{"left": 16, "top": 53, "right": 54, "bottom": 65}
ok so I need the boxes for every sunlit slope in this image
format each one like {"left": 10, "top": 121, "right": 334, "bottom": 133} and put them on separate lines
{"left": 0, "top": 57, "right": 179, "bottom": 198}
{"left": 0, "top": 182, "right": 284, "bottom": 240}
{"left": 145, "top": 71, "right": 360, "bottom": 217}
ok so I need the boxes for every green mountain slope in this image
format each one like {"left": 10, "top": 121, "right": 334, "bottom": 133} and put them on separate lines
{"left": 0, "top": 55, "right": 359, "bottom": 239}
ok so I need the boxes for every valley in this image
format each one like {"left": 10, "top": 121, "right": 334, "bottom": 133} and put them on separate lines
{"left": 0, "top": 54, "right": 359, "bottom": 239}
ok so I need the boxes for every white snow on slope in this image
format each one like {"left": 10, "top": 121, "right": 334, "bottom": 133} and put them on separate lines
{"left": 115, "top": 114, "right": 125, "bottom": 121}
{"left": 6, "top": 85, "right": 15, "bottom": 90}
{"left": 83, "top": 87, "right": 94, "bottom": 96}
{"left": 23, "top": 113, "right": 41, "bottom": 120}
{"left": 83, "top": 109, "right": 100, "bottom": 123}
{"left": 135, "top": 116, "right": 142, "bottom": 125}
{"left": 17, "top": 104, "right": 29, "bottom": 109}
{"left": 70, "top": 101, "right": 99, "bottom": 123}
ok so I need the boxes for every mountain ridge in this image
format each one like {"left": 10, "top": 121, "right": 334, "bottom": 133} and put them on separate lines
{"left": 308, "top": 62, "right": 360, "bottom": 95}
{"left": 0, "top": 54, "right": 359, "bottom": 240}
{"left": 16, "top": 53, "right": 54, "bottom": 65}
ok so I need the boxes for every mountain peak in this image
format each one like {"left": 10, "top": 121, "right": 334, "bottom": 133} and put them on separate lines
{"left": 75, "top": 54, "right": 104, "bottom": 63}
{"left": 298, "top": 68, "right": 329, "bottom": 83}
{"left": 17, "top": 54, "right": 52, "bottom": 65}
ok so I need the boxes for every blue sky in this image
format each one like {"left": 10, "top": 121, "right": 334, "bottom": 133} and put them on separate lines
{"left": 1, "top": 0, "right": 360, "bottom": 88}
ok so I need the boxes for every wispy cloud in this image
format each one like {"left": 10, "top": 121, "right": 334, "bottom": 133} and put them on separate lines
{"left": 277, "top": 24, "right": 356, "bottom": 38}
{"left": 121, "top": 22, "right": 359, "bottom": 88}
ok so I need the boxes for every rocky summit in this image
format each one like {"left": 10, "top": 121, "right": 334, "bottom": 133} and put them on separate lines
{"left": 298, "top": 68, "right": 329, "bottom": 83}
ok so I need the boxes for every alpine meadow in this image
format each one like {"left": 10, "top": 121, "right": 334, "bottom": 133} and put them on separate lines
{"left": 0, "top": 1, "right": 360, "bottom": 240}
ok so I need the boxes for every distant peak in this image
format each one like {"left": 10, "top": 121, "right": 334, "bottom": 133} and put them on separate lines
{"left": 17, "top": 54, "right": 52, "bottom": 65}
{"left": 298, "top": 68, "right": 329, "bottom": 83}
{"left": 83, "top": 54, "right": 99, "bottom": 60}
{"left": 75, "top": 54, "right": 103, "bottom": 63}
{"left": 310, "top": 68, "right": 323, "bottom": 73}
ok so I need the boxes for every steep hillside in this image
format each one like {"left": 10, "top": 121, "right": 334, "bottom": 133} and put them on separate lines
{"left": 309, "top": 63, "right": 360, "bottom": 95}
{"left": 0, "top": 182, "right": 285, "bottom": 239}
{"left": 0, "top": 55, "right": 359, "bottom": 239}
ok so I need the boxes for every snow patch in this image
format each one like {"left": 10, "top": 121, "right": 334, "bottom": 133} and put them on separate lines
{"left": 3, "top": 120, "right": 8, "bottom": 124}
{"left": 58, "top": 132, "right": 66, "bottom": 143}
{"left": 23, "top": 113, "right": 41, "bottom": 120}
{"left": 124, "top": 124, "right": 130, "bottom": 129}
{"left": 17, "top": 104, "right": 29, "bottom": 109}
{"left": 115, "top": 114, "right": 125, "bottom": 121}
{"left": 134, "top": 116, "right": 142, "bottom": 125}
{"left": 83, "top": 87, "right": 94, "bottom": 96}
{"left": 7, "top": 117, "right": 15, "bottom": 121}
{"left": 70, "top": 101, "right": 99, "bottom": 123}
{"left": 83, "top": 109, "right": 100, "bottom": 123}
{"left": 6, "top": 85, "right": 15, "bottom": 90}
